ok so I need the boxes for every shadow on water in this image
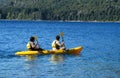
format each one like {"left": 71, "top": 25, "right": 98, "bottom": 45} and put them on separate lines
{"left": 0, "top": 53, "right": 19, "bottom": 59}
{"left": 0, "top": 51, "right": 37, "bottom": 61}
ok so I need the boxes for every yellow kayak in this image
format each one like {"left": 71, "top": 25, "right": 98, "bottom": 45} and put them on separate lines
{"left": 15, "top": 46, "right": 83, "bottom": 56}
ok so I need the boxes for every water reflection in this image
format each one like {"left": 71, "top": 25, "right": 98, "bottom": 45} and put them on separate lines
{"left": 26, "top": 55, "right": 36, "bottom": 61}
{"left": 24, "top": 57, "right": 40, "bottom": 78}
{"left": 49, "top": 54, "right": 65, "bottom": 64}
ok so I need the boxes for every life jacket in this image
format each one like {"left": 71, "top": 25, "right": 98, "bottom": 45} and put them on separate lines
{"left": 52, "top": 40, "right": 60, "bottom": 50}
{"left": 26, "top": 42, "right": 31, "bottom": 49}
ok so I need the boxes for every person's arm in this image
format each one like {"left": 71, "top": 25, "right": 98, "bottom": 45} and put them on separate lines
{"left": 56, "top": 41, "right": 64, "bottom": 46}
{"left": 30, "top": 42, "right": 36, "bottom": 48}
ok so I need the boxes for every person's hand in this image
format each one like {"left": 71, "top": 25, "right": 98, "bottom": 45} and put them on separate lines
{"left": 61, "top": 42, "right": 64, "bottom": 46}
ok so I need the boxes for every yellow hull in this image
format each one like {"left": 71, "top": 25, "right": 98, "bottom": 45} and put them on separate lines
{"left": 15, "top": 46, "right": 83, "bottom": 55}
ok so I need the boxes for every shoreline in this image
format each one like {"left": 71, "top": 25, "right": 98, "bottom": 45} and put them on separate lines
{"left": 0, "top": 19, "right": 120, "bottom": 23}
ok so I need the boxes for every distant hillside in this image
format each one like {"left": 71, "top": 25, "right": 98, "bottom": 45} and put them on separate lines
{"left": 0, "top": 0, "right": 120, "bottom": 21}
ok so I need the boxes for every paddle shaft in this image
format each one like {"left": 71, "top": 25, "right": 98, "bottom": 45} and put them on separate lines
{"left": 60, "top": 32, "right": 66, "bottom": 48}
{"left": 36, "top": 39, "right": 40, "bottom": 48}
{"left": 34, "top": 36, "right": 40, "bottom": 48}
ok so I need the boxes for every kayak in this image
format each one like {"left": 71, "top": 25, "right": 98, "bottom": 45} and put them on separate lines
{"left": 15, "top": 46, "right": 83, "bottom": 56}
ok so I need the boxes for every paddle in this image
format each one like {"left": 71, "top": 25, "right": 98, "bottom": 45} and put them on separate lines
{"left": 59, "top": 32, "right": 66, "bottom": 49}
{"left": 60, "top": 32, "right": 64, "bottom": 41}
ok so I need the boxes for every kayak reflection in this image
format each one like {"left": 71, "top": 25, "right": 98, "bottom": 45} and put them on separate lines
{"left": 26, "top": 55, "right": 36, "bottom": 61}
{"left": 49, "top": 54, "right": 65, "bottom": 64}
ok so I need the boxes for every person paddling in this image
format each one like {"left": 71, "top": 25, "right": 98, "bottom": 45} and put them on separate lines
{"left": 52, "top": 35, "right": 65, "bottom": 50}
{"left": 26, "top": 36, "right": 43, "bottom": 51}
{"left": 50, "top": 35, "right": 65, "bottom": 61}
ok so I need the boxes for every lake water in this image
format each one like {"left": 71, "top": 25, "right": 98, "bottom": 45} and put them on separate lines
{"left": 0, "top": 20, "right": 120, "bottom": 78}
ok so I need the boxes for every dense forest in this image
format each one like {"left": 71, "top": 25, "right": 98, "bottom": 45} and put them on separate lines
{"left": 0, "top": 0, "right": 120, "bottom": 21}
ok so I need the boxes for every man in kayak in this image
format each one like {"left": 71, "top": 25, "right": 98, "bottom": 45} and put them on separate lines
{"left": 50, "top": 35, "right": 65, "bottom": 61}
{"left": 52, "top": 35, "right": 65, "bottom": 50}
{"left": 26, "top": 36, "right": 43, "bottom": 51}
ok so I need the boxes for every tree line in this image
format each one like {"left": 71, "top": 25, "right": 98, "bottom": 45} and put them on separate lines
{"left": 0, "top": 0, "right": 120, "bottom": 21}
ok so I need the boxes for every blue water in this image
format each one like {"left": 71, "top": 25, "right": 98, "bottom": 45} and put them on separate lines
{"left": 0, "top": 20, "right": 120, "bottom": 78}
